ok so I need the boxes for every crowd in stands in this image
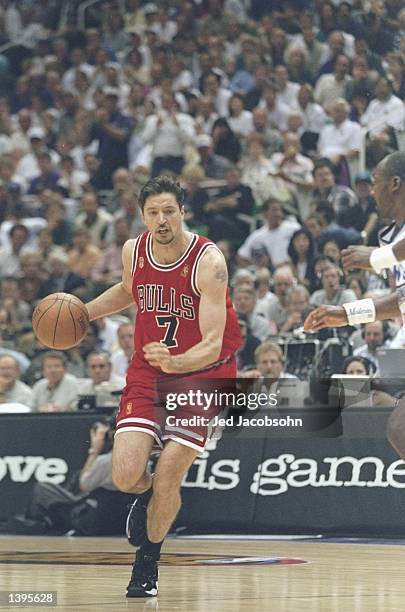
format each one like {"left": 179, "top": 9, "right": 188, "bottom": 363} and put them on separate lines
{"left": 0, "top": 0, "right": 405, "bottom": 412}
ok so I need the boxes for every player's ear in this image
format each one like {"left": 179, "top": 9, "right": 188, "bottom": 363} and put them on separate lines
{"left": 391, "top": 176, "right": 401, "bottom": 194}
{"left": 180, "top": 205, "right": 185, "bottom": 218}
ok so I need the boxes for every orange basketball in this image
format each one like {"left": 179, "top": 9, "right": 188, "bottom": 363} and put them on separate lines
{"left": 32, "top": 293, "right": 90, "bottom": 350}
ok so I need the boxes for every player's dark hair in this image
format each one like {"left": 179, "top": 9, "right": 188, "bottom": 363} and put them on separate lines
{"left": 138, "top": 175, "right": 185, "bottom": 212}
{"left": 382, "top": 152, "right": 405, "bottom": 182}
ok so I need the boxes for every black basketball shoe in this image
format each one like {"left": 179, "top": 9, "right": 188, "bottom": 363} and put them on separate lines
{"left": 126, "top": 487, "right": 152, "bottom": 547}
{"left": 126, "top": 550, "right": 159, "bottom": 598}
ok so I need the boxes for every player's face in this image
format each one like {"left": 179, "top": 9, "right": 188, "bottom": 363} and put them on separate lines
{"left": 372, "top": 164, "right": 393, "bottom": 219}
{"left": 142, "top": 193, "right": 184, "bottom": 245}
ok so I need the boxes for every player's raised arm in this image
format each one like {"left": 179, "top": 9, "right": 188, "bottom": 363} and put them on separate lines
{"left": 342, "top": 239, "right": 405, "bottom": 273}
{"left": 143, "top": 248, "right": 227, "bottom": 373}
{"left": 86, "top": 239, "right": 136, "bottom": 321}
{"left": 304, "top": 292, "right": 401, "bottom": 332}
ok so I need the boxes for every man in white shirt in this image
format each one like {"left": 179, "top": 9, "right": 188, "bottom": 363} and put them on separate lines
{"left": 353, "top": 321, "right": 391, "bottom": 373}
{"left": 111, "top": 322, "right": 134, "bottom": 378}
{"left": 237, "top": 199, "right": 300, "bottom": 268}
{"left": 32, "top": 352, "right": 80, "bottom": 412}
{"left": 142, "top": 92, "right": 195, "bottom": 177}
{"left": 77, "top": 351, "right": 125, "bottom": 407}
{"left": 314, "top": 54, "right": 352, "bottom": 111}
{"left": 0, "top": 355, "right": 33, "bottom": 409}
{"left": 274, "top": 64, "right": 300, "bottom": 110}
{"left": 318, "top": 98, "right": 362, "bottom": 163}
{"left": 360, "top": 77, "right": 405, "bottom": 138}
{"left": 258, "top": 83, "right": 290, "bottom": 132}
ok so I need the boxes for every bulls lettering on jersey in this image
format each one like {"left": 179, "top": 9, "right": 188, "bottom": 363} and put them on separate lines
{"left": 129, "top": 232, "right": 242, "bottom": 370}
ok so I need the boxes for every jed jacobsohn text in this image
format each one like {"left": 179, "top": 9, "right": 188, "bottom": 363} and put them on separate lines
{"left": 166, "top": 415, "right": 303, "bottom": 428}
{"left": 165, "top": 390, "right": 279, "bottom": 411}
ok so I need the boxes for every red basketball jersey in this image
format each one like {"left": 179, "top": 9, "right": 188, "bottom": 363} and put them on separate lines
{"left": 128, "top": 231, "right": 242, "bottom": 373}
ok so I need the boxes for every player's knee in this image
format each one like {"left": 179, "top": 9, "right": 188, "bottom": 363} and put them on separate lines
{"left": 112, "top": 465, "right": 141, "bottom": 493}
{"left": 152, "top": 473, "right": 180, "bottom": 499}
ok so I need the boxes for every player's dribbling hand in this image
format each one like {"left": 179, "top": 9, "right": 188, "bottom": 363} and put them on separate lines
{"left": 303, "top": 305, "right": 349, "bottom": 332}
{"left": 341, "top": 245, "right": 376, "bottom": 271}
{"left": 143, "top": 342, "right": 174, "bottom": 373}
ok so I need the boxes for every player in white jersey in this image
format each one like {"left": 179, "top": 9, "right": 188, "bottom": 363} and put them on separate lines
{"left": 303, "top": 151, "right": 405, "bottom": 457}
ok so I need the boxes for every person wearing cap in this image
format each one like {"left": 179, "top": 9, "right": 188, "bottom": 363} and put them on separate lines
{"left": 195, "top": 133, "right": 232, "bottom": 179}
{"left": 142, "top": 91, "right": 195, "bottom": 178}
{"left": 15, "top": 127, "right": 60, "bottom": 182}
{"left": 338, "top": 170, "right": 380, "bottom": 242}
{"left": 90, "top": 88, "right": 133, "bottom": 189}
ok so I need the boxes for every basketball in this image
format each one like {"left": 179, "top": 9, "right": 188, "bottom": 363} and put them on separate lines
{"left": 32, "top": 292, "right": 90, "bottom": 350}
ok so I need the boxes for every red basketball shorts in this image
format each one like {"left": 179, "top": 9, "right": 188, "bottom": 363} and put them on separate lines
{"left": 116, "top": 354, "right": 237, "bottom": 453}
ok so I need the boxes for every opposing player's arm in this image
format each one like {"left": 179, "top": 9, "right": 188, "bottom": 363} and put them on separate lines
{"left": 343, "top": 239, "right": 405, "bottom": 273}
{"left": 85, "top": 239, "right": 136, "bottom": 321}
{"left": 143, "top": 248, "right": 227, "bottom": 373}
{"left": 303, "top": 292, "right": 401, "bottom": 332}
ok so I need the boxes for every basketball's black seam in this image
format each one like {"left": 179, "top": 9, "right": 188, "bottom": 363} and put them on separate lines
{"left": 33, "top": 295, "right": 59, "bottom": 329}
{"left": 67, "top": 301, "right": 77, "bottom": 343}
{"left": 52, "top": 296, "right": 65, "bottom": 346}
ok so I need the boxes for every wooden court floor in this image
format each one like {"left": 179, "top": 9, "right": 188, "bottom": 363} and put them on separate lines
{"left": 0, "top": 535, "right": 404, "bottom": 611}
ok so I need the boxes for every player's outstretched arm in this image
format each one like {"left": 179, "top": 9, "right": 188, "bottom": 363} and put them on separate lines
{"left": 85, "top": 240, "right": 135, "bottom": 321}
{"left": 303, "top": 292, "right": 401, "bottom": 332}
{"left": 343, "top": 239, "right": 405, "bottom": 273}
{"left": 143, "top": 248, "right": 227, "bottom": 373}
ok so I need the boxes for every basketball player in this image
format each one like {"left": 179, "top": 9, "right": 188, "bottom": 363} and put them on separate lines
{"left": 85, "top": 176, "right": 242, "bottom": 598}
{"left": 303, "top": 151, "right": 405, "bottom": 457}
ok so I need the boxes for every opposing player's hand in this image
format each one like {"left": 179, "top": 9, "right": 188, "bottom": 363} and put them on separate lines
{"left": 143, "top": 342, "right": 174, "bottom": 373}
{"left": 341, "top": 245, "right": 376, "bottom": 271}
{"left": 303, "top": 305, "right": 348, "bottom": 332}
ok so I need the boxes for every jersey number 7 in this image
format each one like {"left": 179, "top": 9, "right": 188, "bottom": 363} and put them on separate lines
{"left": 156, "top": 315, "right": 179, "bottom": 348}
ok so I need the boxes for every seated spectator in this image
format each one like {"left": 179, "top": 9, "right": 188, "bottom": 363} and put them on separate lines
{"left": 353, "top": 321, "right": 392, "bottom": 373}
{"left": 258, "top": 83, "right": 290, "bottom": 132}
{"left": 195, "top": 95, "right": 219, "bottom": 136}
{"left": 77, "top": 351, "right": 125, "bottom": 406}
{"left": 111, "top": 322, "right": 134, "bottom": 378}
{"left": 227, "top": 94, "right": 253, "bottom": 138}
{"left": 195, "top": 134, "right": 232, "bottom": 179}
{"left": 315, "top": 202, "right": 362, "bottom": 249}
{"left": 274, "top": 64, "right": 300, "bottom": 110}
{"left": 233, "top": 284, "right": 275, "bottom": 342}
{"left": 254, "top": 268, "right": 276, "bottom": 311}
{"left": 338, "top": 171, "right": 379, "bottom": 240}
{"left": 0, "top": 355, "right": 33, "bottom": 409}
{"left": 211, "top": 117, "right": 241, "bottom": 164}
{"left": 204, "top": 165, "right": 254, "bottom": 244}
{"left": 0, "top": 275, "right": 32, "bottom": 328}
{"left": 321, "top": 239, "right": 341, "bottom": 265}
{"left": 68, "top": 228, "right": 103, "bottom": 280}
{"left": 236, "top": 314, "right": 261, "bottom": 372}
{"left": 279, "top": 285, "right": 311, "bottom": 334}
{"left": 91, "top": 218, "right": 130, "bottom": 288}
{"left": 74, "top": 191, "right": 113, "bottom": 249}
{"left": 0, "top": 224, "right": 30, "bottom": 279}
{"left": 250, "top": 108, "right": 283, "bottom": 158}
{"left": 311, "top": 159, "right": 358, "bottom": 223}
{"left": 361, "top": 77, "right": 404, "bottom": 167}
{"left": 310, "top": 261, "right": 356, "bottom": 307}
{"left": 58, "top": 155, "right": 89, "bottom": 198}
{"left": 346, "top": 274, "right": 367, "bottom": 301}
{"left": 287, "top": 228, "right": 317, "bottom": 292}
{"left": 28, "top": 152, "right": 61, "bottom": 195}
{"left": 182, "top": 166, "right": 209, "bottom": 229}
{"left": 32, "top": 352, "right": 80, "bottom": 412}
{"left": 317, "top": 98, "right": 362, "bottom": 177}
{"left": 44, "top": 195, "right": 73, "bottom": 247}
{"left": 237, "top": 198, "right": 300, "bottom": 268}
{"left": 314, "top": 53, "right": 352, "bottom": 111}
{"left": 94, "top": 317, "right": 121, "bottom": 355}
{"left": 342, "top": 355, "right": 377, "bottom": 377}
{"left": 296, "top": 84, "right": 328, "bottom": 154}
{"left": 105, "top": 191, "right": 146, "bottom": 244}
{"left": 265, "top": 266, "right": 296, "bottom": 330}
{"left": 34, "top": 227, "right": 66, "bottom": 272}
{"left": 39, "top": 252, "right": 87, "bottom": 300}
{"left": 270, "top": 131, "right": 314, "bottom": 207}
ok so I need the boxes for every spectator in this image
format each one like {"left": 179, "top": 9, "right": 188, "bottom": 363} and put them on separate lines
{"left": 339, "top": 171, "right": 379, "bottom": 241}
{"left": 90, "top": 88, "right": 133, "bottom": 188}
{"left": 287, "top": 228, "right": 317, "bottom": 291}
{"left": 250, "top": 108, "right": 283, "bottom": 158}
{"left": 342, "top": 355, "right": 376, "bottom": 377}
{"left": 27, "top": 152, "right": 61, "bottom": 197}
{"left": 233, "top": 284, "right": 275, "bottom": 342}
{"left": 296, "top": 84, "right": 328, "bottom": 154}
{"left": 314, "top": 54, "right": 351, "bottom": 110}
{"left": 227, "top": 94, "right": 253, "bottom": 138}
{"left": 274, "top": 64, "right": 300, "bottom": 110}
{"left": 265, "top": 266, "right": 296, "bottom": 330}
{"left": 237, "top": 198, "right": 300, "bottom": 268}
{"left": 44, "top": 196, "right": 73, "bottom": 247}
{"left": 111, "top": 322, "right": 134, "bottom": 379}
{"left": 353, "top": 321, "right": 391, "bottom": 373}
{"left": 204, "top": 165, "right": 254, "bottom": 244}
{"left": 258, "top": 83, "right": 290, "bottom": 132}
{"left": 236, "top": 314, "right": 261, "bottom": 372}
{"left": 142, "top": 91, "right": 195, "bottom": 177}
{"left": 0, "top": 355, "right": 33, "bottom": 409}
{"left": 32, "top": 352, "right": 80, "bottom": 412}
{"left": 77, "top": 351, "right": 125, "bottom": 402}
{"left": 311, "top": 159, "right": 357, "bottom": 223}
{"left": 317, "top": 98, "right": 361, "bottom": 169}
{"left": 68, "top": 228, "right": 103, "bottom": 280}
{"left": 211, "top": 117, "right": 241, "bottom": 163}
{"left": 195, "top": 134, "right": 232, "bottom": 179}
{"left": 279, "top": 285, "right": 310, "bottom": 334}
{"left": 39, "top": 252, "right": 87, "bottom": 300}
{"left": 92, "top": 218, "right": 130, "bottom": 288}
{"left": 0, "top": 224, "right": 30, "bottom": 279}
{"left": 74, "top": 191, "right": 113, "bottom": 249}
{"left": 309, "top": 261, "right": 356, "bottom": 307}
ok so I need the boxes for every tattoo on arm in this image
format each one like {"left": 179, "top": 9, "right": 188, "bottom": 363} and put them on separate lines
{"left": 214, "top": 266, "right": 228, "bottom": 283}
